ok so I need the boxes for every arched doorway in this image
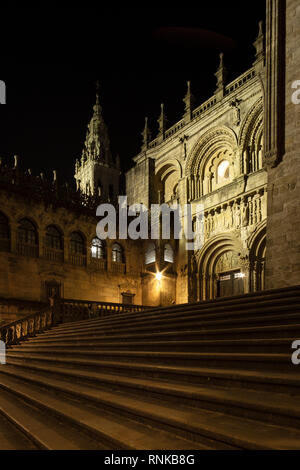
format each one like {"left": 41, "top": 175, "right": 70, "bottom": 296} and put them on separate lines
{"left": 197, "top": 235, "right": 245, "bottom": 300}
{"left": 215, "top": 251, "right": 244, "bottom": 298}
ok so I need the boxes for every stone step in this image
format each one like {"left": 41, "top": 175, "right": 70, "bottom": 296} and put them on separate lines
{"left": 24, "top": 322, "right": 300, "bottom": 344}
{"left": 54, "top": 286, "right": 300, "bottom": 330}
{"left": 16, "top": 337, "right": 295, "bottom": 353}
{"left": 0, "top": 386, "right": 107, "bottom": 450}
{"left": 1, "top": 368, "right": 300, "bottom": 449}
{"left": 0, "top": 405, "right": 38, "bottom": 449}
{"left": 5, "top": 355, "right": 300, "bottom": 394}
{"left": 38, "top": 307, "right": 300, "bottom": 340}
{"left": 2, "top": 286, "right": 300, "bottom": 450}
{"left": 52, "top": 293, "right": 300, "bottom": 334}
{"left": 3, "top": 360, "right": 300, "bottom": 431}
{"left": 6, "top": 349, "right": 295, "bottom": 372}
{"left": 0, "top": 372, "right": 207, "bottom": 450}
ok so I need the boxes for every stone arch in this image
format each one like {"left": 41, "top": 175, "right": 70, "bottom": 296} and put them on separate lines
{"left": 238, "top": 98, "right": 264, "bottom": 174}
{"left": 197, "top": 234, "right": 244, "bottom": 300}
{"left": 248, "top": 221, "right": 266, "bottom": 292}
{"left": 155, "top": 160, "right": 182, "bottom": 203}
{"left": 185, "top": 127, "right": 238, "bottom": 199}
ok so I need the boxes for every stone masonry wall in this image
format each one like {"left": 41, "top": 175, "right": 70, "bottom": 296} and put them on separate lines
{"left": 265, "top": 0, "right": 300, "bottom": 288}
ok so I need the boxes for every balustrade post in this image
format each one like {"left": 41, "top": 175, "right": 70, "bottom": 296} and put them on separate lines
{"left": 50, "top": 295, "right": 62, "bottom": 325}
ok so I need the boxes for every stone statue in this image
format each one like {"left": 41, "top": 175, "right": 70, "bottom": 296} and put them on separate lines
{"left": 242, "top": 201, "right": 249, "bottom": 227}
{"left": 235, "top": 205, "right": 241, "bottom": 228}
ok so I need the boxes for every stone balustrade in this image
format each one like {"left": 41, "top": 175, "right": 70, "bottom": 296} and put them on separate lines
{"left": 0, "top": 308, "right": 53, "bottom": 345}
{"left": 0, "top": 296, "right": 149, "bottom": 344}
{"left": 52, "top": 297, "right": 149, "bottom": 324}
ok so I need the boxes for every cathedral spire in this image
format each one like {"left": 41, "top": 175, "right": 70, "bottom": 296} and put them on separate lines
{"left": 74, "top": 82, "right": 120, "bottom": 200}
{"left": 83, "top": 81, "right": 111, "bottom": 163}
{"left": 183, "top": 81, "right": 195, "bottom": 122}
{"left": 141, "top": 117, "right": 151, "bottom": 151}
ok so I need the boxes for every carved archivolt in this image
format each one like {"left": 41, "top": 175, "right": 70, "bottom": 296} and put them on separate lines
{"left": 196, "top": 233, "right": 243, "bottom": 277}
{"left": 185, "top": 126, "right": 238, "bottom": 177}
{"left": 185, "top": 127, "right": 239, "bottom": 198}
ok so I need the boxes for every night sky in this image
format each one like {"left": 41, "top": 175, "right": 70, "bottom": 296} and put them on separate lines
{"left": 0, "top": 5, "right": 266, "bottom": 187}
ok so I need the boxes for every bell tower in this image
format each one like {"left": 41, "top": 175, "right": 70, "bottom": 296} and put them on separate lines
{"left": 74, "top": 82, "right": 120, "bottom": 202}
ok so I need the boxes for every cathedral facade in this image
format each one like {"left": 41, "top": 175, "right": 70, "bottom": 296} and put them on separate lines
{"left": 0, "top": 20, "right": 273, "bottom": 309}
{"left": 127, "top": 25, "right": 266, "bottom": 304}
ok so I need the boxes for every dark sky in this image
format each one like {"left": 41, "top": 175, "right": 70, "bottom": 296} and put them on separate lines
{"left": 0, "top": 5, "right": 266, "bottom": 187}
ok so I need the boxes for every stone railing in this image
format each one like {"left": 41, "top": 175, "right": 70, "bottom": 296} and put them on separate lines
{"left": 143, "top": 68, "right": 257, "bottom": 153}
{"left": 225, "top": 68, "right": 256, "bottom": 96}
{"left": 0, "top": 296, "right": 150, "bottom": 344}
{"left": 90, "top": 257, "right": 106, "bottom": 271}
{"left": 69, "top": 253, "right": 87, "bottom": 266}
{"left": 111, "top": 261, "right": 126, "bottom": 274}
{"left": 17, "top": 243, "right": 39, "bottom": 258}
{"left": 192, "top": 96, "right": 217, "bottom": 120}
{"left": 44, "top": 247, "right": 64, "bottom": 263}
{"left": 53, "top": 297, "right": 148, "bottom": 324}
{"left": 164, "top": 119, "right": 185, "bottom": 139}
{"left": 0, "top": 308, "right": 53, "bottom": 345}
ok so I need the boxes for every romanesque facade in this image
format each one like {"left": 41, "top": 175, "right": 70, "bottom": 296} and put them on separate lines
{"left": 126, "top": 25, "right": 267, "bottom": 304}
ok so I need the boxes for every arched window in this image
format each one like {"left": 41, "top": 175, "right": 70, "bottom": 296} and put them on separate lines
{"left": 70, "top": 232, "right": 85, "bottom": 255}
{"left": 45, "top": 226, "right": 63, "bottom": 250}
{"left": 17, "top": 218, "right": 38, "bottom": 257}
{"left": 145, "top": 242, "right": 156, "bottom": 265}
{"left": 164, "top": 243, "right": 174, "bottom": 263}
{"left": 217, "top": 160, "right": 230, "bottom": 185}
{"left": 91, "top": 237, "right": 105, "bottom": 259}
{"left": 112, "top": 243, "right": 123, "bottom": 263}
{"left": 18, "top": 219, "right": 38, "bottom": 245}
{"left": 0, "top": 212, "right": 10, "bottom": 252}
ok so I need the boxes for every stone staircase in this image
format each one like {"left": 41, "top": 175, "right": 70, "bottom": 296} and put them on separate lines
{"left": 1, "top": 286, "right": 300, "bottom": 450}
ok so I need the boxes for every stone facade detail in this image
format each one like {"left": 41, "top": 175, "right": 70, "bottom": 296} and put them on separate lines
{"left": 127, "top": 41, "right": 267, "bottom": 304}
{"left": 265, "top": 0, "right": 300, "bottom": 289}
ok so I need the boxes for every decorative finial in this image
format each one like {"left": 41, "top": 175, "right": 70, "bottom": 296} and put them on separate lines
{"left": 95, "top": 80, "right": 100, "bottom": 104}
{"left": 219, "top": 52, "right": 224, "bottom": 67}
{"left": 157, "top": 103, "right": 167, "bottom": 137}
{"left": 253, "top": 21, "right": 264, "bottom": 69}
{"left": 183, "top": 80, "right": 195, "bottom": 121}
{"left": 141, "top": 117, "right": 151, "bottom": 151}
{"left": 215, "top": 52, "right": 227, "bottom": 99}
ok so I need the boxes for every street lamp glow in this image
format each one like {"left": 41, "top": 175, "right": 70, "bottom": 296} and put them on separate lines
{"left": 155, "top": 272, "right": 162, "bottom": 281}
